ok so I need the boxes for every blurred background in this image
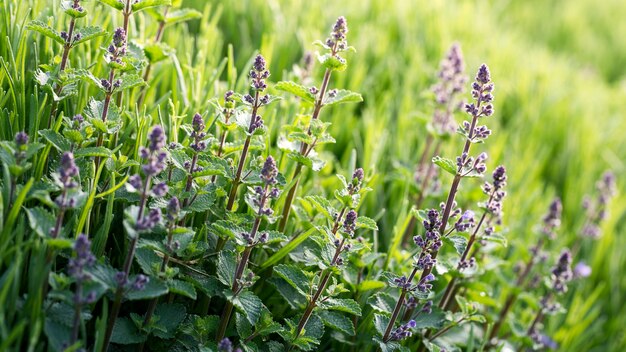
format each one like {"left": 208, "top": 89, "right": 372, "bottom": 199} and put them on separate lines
{"left": 3, "top": 0, "right": 624, "bottom": 350}
{"left": 183, "top": 0, "right": 626, "bottom": 350}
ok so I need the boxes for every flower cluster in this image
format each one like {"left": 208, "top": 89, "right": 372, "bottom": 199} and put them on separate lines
{"left": 541, "top": 198, "right": 562, "bottom": 239}
{"left": 581, "top": 171, "right": 617, "bottom": 238}
{"left": 190, "top": 113, "right": 207, "bottom": 152}
{"left": 251, "top": 156, "right": 280, "bottom": 216}
{"left": 413, "top": 209, "right": 443, "bottom": 256}
{"left": 550, "top": 249, "right": 573, "bottom": 293}
{"left": 389, "top": 319, "right": 417, "bottom": 341}
{"left": 223, "top": 90, "right": 235, "bottom": 114}
{"left": 115, "top": 272, "right": 149, "bottom": 291}
{"left": 482, "top": 165, "right": 508, "bottom": 218}
{"left": 165, "top": 197, "right": 181, "bottom": 223}
{"left": 217, "top": 338, "right": 242, "bottom": 352}
{"left": 71, "top": 114, "right": 84, "bottom": 130}
{"left": 14, "top": 131, "right": 28, "bottom": 163}
{"left": 460, "top": 64, "right": 494, "bottom": 143}
{"left": 68, "top": 234, "right": 97, "bottom": 305}
{"left": 432, "top": 43, "right": 467, "bottom": 134}
{"left": 325, "top": 16, "right": 349, "bottom": 54}
{"left": 454, "top": 210, "right": 476, "bottom": 232}
{"left": 456, "top": 151, "right": 488, "bottom": 176}
{"left": 55, "top": 152, "right": 80, "bottom": 208}
{"left": 343, "top": 209, "right": 358, "bottom": 236}
{"left": 348, "top": 168, "right": 364, "bottom": 194}
{"left": 107, "top": 27, "right": 127, "bottom": 64}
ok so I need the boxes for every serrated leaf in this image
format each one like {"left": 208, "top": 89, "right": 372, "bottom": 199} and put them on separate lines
{"left": 273, "top": 265, "right": 310, "bottom": 299}
{"left": 38, "top": 129, "right": 71, "bottom": 152}
{"left": 445, "top": 235, "right": 468, "bottom": 256}
{"left": 317, "top": 53, "right": 347, "bottom": 72}
{"left": 152, "top": 303, "right": 187, "bottom": 339}
{"left": 186, "top": 193, "right": 216, "bottom": 213}
{"left": 323, "top": 298, "right": 361, "bottom": 316}
{"left": 323, "top": 89, "right": 363, "bottom": 106}
{"left": 98, "top": 0, "right": 125, "bottom": 10}
{"left": 374, "top": 314, "right": 390, "bottom": 336}
{"left": 317, "top": 310, "right": 355, "bottom": 335}
{"left": 73, "top": 26, "right": 107, "bottom": 46}
{"left": 125, "top": 277, "right": 168, "bottom": 300}
{"left": 111, "top": 317, "right": 146, "bottom": 344}
{"left": 26, "top": 20, "right": 65, "bottom": 44}
{"left": 132, "top": 0, "right": 172, "bottom": 12}
{"left": 303, "top": 195, "right": 335, "bottom": 221}
{"left": 227, "top": 290, "right": 262, "bottom": 325}
{"left": 432, "top": 156, "right": 458, "bottom": 175}
{"left": 25, "top": 207, "right": 56, "bottom": 238}
{"left": 356, "top": 216, "right": 378, "bottom": 231}
{"left": 165, "top": 8, "right": 202, "bottom": 25}
{"left": 134, "top": 247, "right": 161, "bottom": 276}
{"left": 413, "top": 307, "right": 447, "bottom": 329}
{"left": 168, "top": 279, "right": 197, "bottom": 299}
{"left": 217, "top": 250, "right": 237, "bottom": 287}
{"left": 114, "top": 74, "right": 146, "bottom": 93}
{"left": 275, "top": 81, "right": 315, "bottom": 103}
{"left": 369, "top": 292, "right": 397, "bottom": 315}
{"left": 144, "top": 42, "right": 170, "bottom": 63}
{"left": 74, "top": 147, "right": 112, "bottom": 158}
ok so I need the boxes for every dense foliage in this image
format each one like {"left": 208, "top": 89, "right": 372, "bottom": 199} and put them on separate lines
{"left": 0, "top": 0, "right": 623, "bottom": 351}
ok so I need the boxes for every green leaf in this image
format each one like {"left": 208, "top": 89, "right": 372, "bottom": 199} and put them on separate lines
{"left": 73, "top": 26, "right": 107, "bottom": 46}
{"left": 318, "top": 53, "right": 347, "bottom": 72}
{"left": 168, "top": 279, "right": 197, "bottom": 300}
{"left": 323, "top": 89, "right": 363, "bottom": 106}
{"left": 114, "top": 74, "right": 146, "bottom": 93}
{"left": 445, "top": 235, "right": 468, "bottom": 256}
{"left": 368, "top": 292, "right": 397, "bottom": 315}
{"left": 25, "top": 207, "right": 55, "bottom": 238}
{"left": 98, "top": 0, "right": 125, "bottom": 10}
{"left": 144, "top": 42, "right": 170, "bottom": 63}
{"left": 413, "top": 307, "right": 447, "bottom": 329}
{"left": 111, "top": 317, "right": 146, "bottom": 344}
{"left": 74, "top": 147, "right": 112, "bottom": 158}
{"left": 26, "top": 20, "right": 65, "bottom": 44}
{"left": 303, "top": 196, "right": 336, "bottom": 221}
{"left": 165, "top": 8, "right": 202, "bottom": 25}
{"left": 322, "top": 298, "right": 361, "bottom": 316}
{"left": 357, "top": 280, "right": 386, "bottom": 292}
{"left": 226, "top": 290, "right": 263, "bottom": 325}
{"left": 132, "top": 0, "right": 172, "bottom": 12}
{"left": 287, "top": 151, "right": 325, "bottom": 171}
{"left": 38, "top": 129, "right": 71, "bottom": 152}
{"left": 274, "top": 81, "right": 315, "bottom": 103}
{"left": 152, "top": 303, "right": 187, "bottom": 339}
{"left": 134, "top": 247, "right": 161, "bottom": 276}
{"left": 373, "top": 314, "right": 390, "bottom": 336}
{"left": 317, "top": 310, "right": 355, "bottom": 335}
{"left": 273, "top": 264, "right": 310, "bottom": 298}
{"left": 261, "top": 227, "right": 317, "bottom": 270}
{"left": 217, "top": 250, "right": 237, "bottom": 287}
{"left": 186, "top": 193, "right": 216, "bottom": 213}
{"left": 356, "top": 216, "right": 378, "bottom": 231}
{"left": 125, "top": 277, "right": 168, "bottom": 300}
{"left": 268, "top": 276, "right": 308, "bottom": 310}
{"left": 432, "top": 156, "right": 458, "bottom": 175}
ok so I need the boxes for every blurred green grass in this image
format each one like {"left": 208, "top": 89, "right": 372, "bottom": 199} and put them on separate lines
{"left": 1, "top": 0, "right": 624, "bottom": 350}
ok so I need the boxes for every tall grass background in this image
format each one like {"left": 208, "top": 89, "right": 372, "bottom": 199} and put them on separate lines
{"left": 0, "top": 0, "right": 624, "bottom": 350}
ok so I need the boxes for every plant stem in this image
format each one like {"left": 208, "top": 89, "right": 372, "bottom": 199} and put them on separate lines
{"left": 48, "top": 17, "right": 76, "bottom": 129}
{"left": 216, "top": 184, "right": 269, "bottom": 340}
{"left": 278, "top": 67, "right": 333, "bottom": 232}
{"left": 382, "top": 266, "right": 420, "bottom": 342}
{"left": 70, "top": 282, "right": 83, "bottom": 345}
{"left": 102, "top": 175, "right": 152, "bottom": 352}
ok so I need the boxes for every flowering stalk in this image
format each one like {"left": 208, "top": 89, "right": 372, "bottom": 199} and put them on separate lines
{"left": 525, "top": 250, "right": 572, "bottom": 349}
{"left": 182, "top": 113, "right": 207, "bottom": 207}
{"left": 48, "top": 0, "right": 85, "bottom": 128}
{"left": 403, "top": 44, "right": 466, "bottom": 246}
{"left": 575, "top": 171, "right": 616, "bottom": 250}
{"left": 102, "top": 126, "right": 167, "bottom": 351}
{"left": 114, "top": 0, "right": 133, "bottom": 107}
{"left": 489, "top": 198, "right": 562, "bottom": 342}
{"left": 50, "top": 152, "right": 80, "bottom": 239}
{"left": 289, "top": 168, "right": 364, "bottom": 345}
{"left": 384, "top": 64, "right": 495, "bottom": 341}
{"left": 94, "top": 28, "right": 127, "bottom": 173}
{"left": 68, "top": 234, "right": 97, "bottom": 346}
{"left": 438, "top": 166, "right": 507, "bottom": 309}
{"left": 278, "top": 16, "right": 349, "bottom": 232}
{"left": 216, "top": 156, "right": 281, "bottom": 340}
{"left": 224, "top": 54, "right": 270, "bottom": 212}
{"left": 141, "top": 197, "right": 180, "bottom": 332}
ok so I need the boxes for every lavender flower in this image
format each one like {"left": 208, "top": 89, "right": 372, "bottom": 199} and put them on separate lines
{"left": 132, "top": 274, "right": 149, "bottom": 291}
{"left": 15, "top": 131, "right": 28, "bottom": 146}
{"left": 542, "top": 198, "right": 562, "bottom": 238}
{"left": 325, "top": 16, "right": 349, "bottom": 54}
{"left": 573, "top": 261, "right": 592, "bottom": 279}
{"left": 190, "top": 113, "right": 207, "bottom": 152}
{"left": 581, "top": 171, "right": 617, "bottom": 238}
{"left": 551, "top": 249, "right": 573, "bottom": 293}
{"left": 58, "top": 152, "right": 79, "bottom": 190}
{"left": 166, "top": 197, "right": 181, "bottom": 222}
{"left": 343, "top": 209, "right": 358, "bottom": 236}
{"left": 432, "top": 43, "right": 467, "bottom": 134}
{"left": 249, "top": 54, "right": 270, "bottom": 91}
{"left": 218, "top": 338, "right": 233, "bottom": 352}
{"left": 68, "top": 234, "right": 96, "bottom": 285}
{"left": 348, "top": 167, "right": 364, "bottom": 194}
{"left": 389, "top": 320, "right": 417, "bottom": 341}
{"left": 107, "top": 27, "right": 127, "bottom": 65}
{"left": 463, "top": 64, "right": 495, "bottom": 123}
{"left": 413, "top": 209, "right": 443, "bottom": 252}
{"left": 136, "top": 208, "right": 162, "bottom": 231}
